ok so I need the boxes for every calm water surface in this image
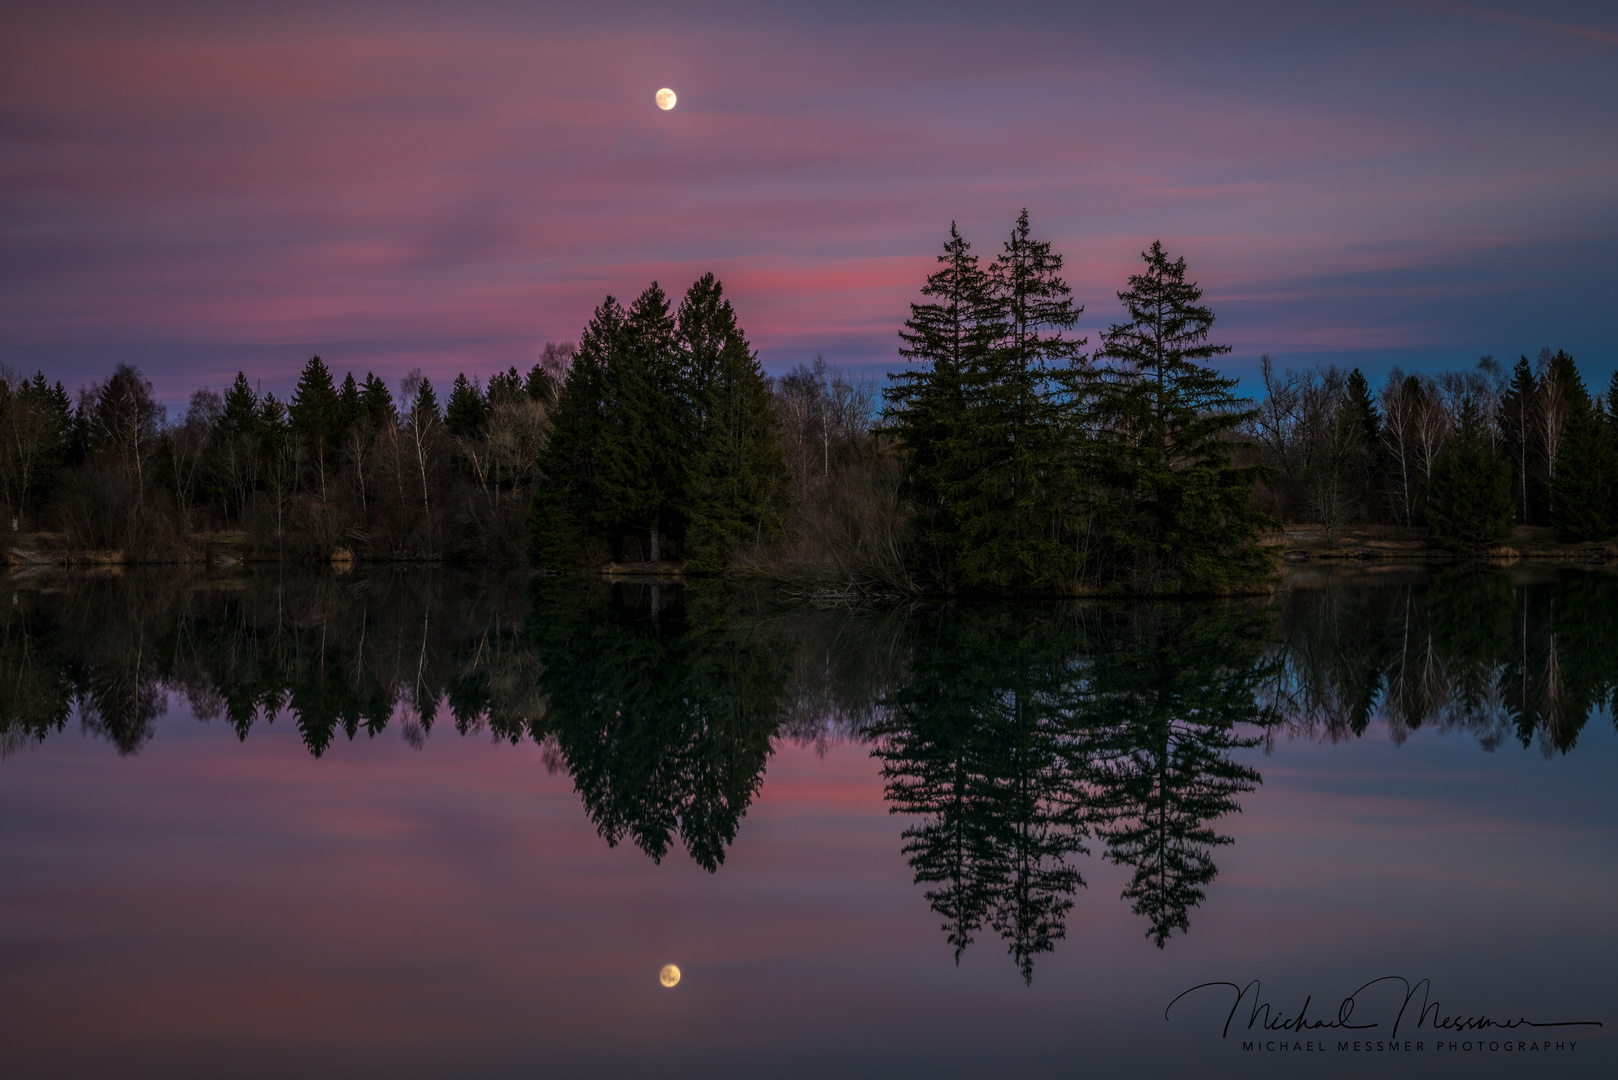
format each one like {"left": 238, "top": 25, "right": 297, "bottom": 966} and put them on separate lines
{"left": 1, "top": 566, "right": 1615, "bottom": 1078}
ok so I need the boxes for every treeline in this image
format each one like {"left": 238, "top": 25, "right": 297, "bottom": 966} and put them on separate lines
{"left": 0, "top": 345, "right": 572, "bottom": 560}
{"left": 1249, "top": 348, "right": 1618, "bottom": 547}
{"left": 528, "top": 214, "right": 1278, "bottom": 595}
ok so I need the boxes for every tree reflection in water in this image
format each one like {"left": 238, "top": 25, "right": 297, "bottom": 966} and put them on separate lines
{"left": 2, "top": 566, "right": 1617, "bottom": 977}
{"left": 530, "top": 579, "right": 789, "bottom": 871}
{"left": 869, "top": 602, "right": 1276, "bottom": 977}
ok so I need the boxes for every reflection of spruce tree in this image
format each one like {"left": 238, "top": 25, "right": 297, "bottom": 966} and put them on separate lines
{"left": 1089, "top": 605, "right": 1276, "bottom": 948}
{"left": 530, "top": 580, "right": 790, "bottom": 871}
{"left": 870, "top": 605, "right": 1093, "bottom": 983}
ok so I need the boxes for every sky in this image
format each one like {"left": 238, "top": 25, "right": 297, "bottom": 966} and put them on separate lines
{"left": 2, "top": 0, "right": 1615, "bottom": 407}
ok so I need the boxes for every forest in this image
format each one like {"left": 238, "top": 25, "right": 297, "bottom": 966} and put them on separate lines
{"left": 1244, "top": 347, "right": 1618, "bottom": 549}
{"left": 2, "top": 213, "right": 1614, "bottom": 592}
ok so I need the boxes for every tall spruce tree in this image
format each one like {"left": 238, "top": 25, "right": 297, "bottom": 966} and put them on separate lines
{"left": 214, "top": 372, "right": 261, "bottom": 518}
{"left": 1549, "top": 365, "right": 1616, "bottom": 542}
{"left": 445, "top": 374, "right": 489, "bottom": 440}
{"left": 594, "top": 283, "right": 687, "bottom": 563}
{"left": 1426, "top": 397, "right": 1513, "bottom": 550}
{"left": 337, "top": 373, "right": 362, "bottom": 432}
{"left": 1346, "top": 367, "right": 1382, "bottom": 520}
{"left": 527, "top": 297, "right": 622, "bottom": 569}
{"left": 358, "top": 373, "right": 395, "bottom": 429}
{"left": 288, "top": 355, "right": 344, "bottom": 499}
{"left": 679, "top": 274, "right": 793, "bottom": 570}
{"left": 898, "top": 211, "right": 1088, "bottom": 591}
{"left": 886, "top": 223, "right": 992, "bottom": 579}
{"left": 1092, "top": 241, "right": 1275, "bottom": 594}
{"left": 1608, "top": 370, "right": 1618, "bottom": 535}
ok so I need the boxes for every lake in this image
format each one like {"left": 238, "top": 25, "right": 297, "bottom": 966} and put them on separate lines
{"left": 1, "top": 565, "right": 1615, "bottom": 1078}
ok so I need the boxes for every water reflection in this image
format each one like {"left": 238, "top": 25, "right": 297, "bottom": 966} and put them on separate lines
{"left": 2, "top": 565, "right": 1615, "bottom": 979}
{"left": 532, "top": 581, "right": 789, "bottom": 871}
{"left": 1272, "top": 566, "right": 1618, "bottom": 753}
{"left": 869, "top": 603, "right": 1275, "bottom": 977}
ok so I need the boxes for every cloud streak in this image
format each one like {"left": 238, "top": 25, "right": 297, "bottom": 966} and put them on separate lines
{"left": 2, "top": 1, "right": 1614, "bottom": 400}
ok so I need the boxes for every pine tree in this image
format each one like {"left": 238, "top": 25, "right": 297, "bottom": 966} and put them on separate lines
{"left": 288, "top": 355, "right": 345, "bottom": 498}
{"left": 885, "top": 223, "right": 992, "bottom": 579}
{"left": 1497, "top": 357, "right": 1539, "bottom": 526}
{"left": 445, "top": 373, "right": 489, "bottom": 440}
{"left": 679, "top": 273, "right": 793, "bottom": 570}
{"left": 1092, "top": 241, "right": 1275, "bottom": 594}
{"left": 593, "top": 283, "right": 687, "bottom": 563}
{"left": 528, "top": 297, "right": 623, "bottom": 569}
{"left": 1426, "top": 397, "right": 1513, "bottom": 550}
{"left": 1549, "top": 365, "right": 1616, "bottom": 542}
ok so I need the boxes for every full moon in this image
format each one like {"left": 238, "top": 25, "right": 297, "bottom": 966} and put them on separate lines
{"left": 659, "top": 964, "right": 681, "bottom": 988}
{"left": 655, "top": 88, "right": 677, "bottom": 111}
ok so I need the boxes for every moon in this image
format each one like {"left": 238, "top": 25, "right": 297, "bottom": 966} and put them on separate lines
{"left": 655, "top": 88, "right": 677, "bottom": 111}
{"left": 659, "top": 963, "right": 681, "bottom": 988}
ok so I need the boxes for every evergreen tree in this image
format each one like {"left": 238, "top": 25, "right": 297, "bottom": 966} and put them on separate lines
{"left": 887, "top": 211, "right": 1088, "bottom": 591}
{"left": 213, "top": 372, "right": 260, "bottom": 518}
{"left": 1549, "top": 366, "right": 1616, "bottom": 542}
{"left": 529, "top": 277, "right": 793, "bottom": 572}
{"left": 337, "top": 372, "right": 362, "bottom": 432}
{"left": 288, "top": 355, "right": 345, "bottom": 498}
{"left": 1091, "top": 241, "right": 1275, "bottom": 594}
{"left": 528, "top": 298, "right": 623, "bottom": 569}
{"left": 445, "top": 373, "right": 489, "bottom": 440}
{"left": 947, "top": 210, "right": 1090, "bottom": 591}
{"left": 406, "top": 376, "right": 440, "bottom": 425}
{"left": 1345, "top": 367, "right": 1382, "bottom": 520}
{"left": 358, "top": 372, "right": 395, "bottom": 429}
{"left": 885, "top": 223, "right": 992, "bottom": 579}
{"left": 593, "top": 283, "right": 688, "bottom": 563}
{"left": 488, "top": 366, "right": 526, "bottom": 407}
{"left": 1497, "top": 357, "right": 1539, "bottom": 525}
{"left": 1426, "top": 397, "right": 1513, "bottom": 550}
{"left": 1347, "top": 367, "right": 1380, "bottom": 447}
{"left": 255, "top": 392, "right": 289, "bottom": 459}
{"left": 1608, "top": 370, "right": 1618, "bottom": 534}
{"left": 680, "top": 274, "right": 793, "bottom": 571}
